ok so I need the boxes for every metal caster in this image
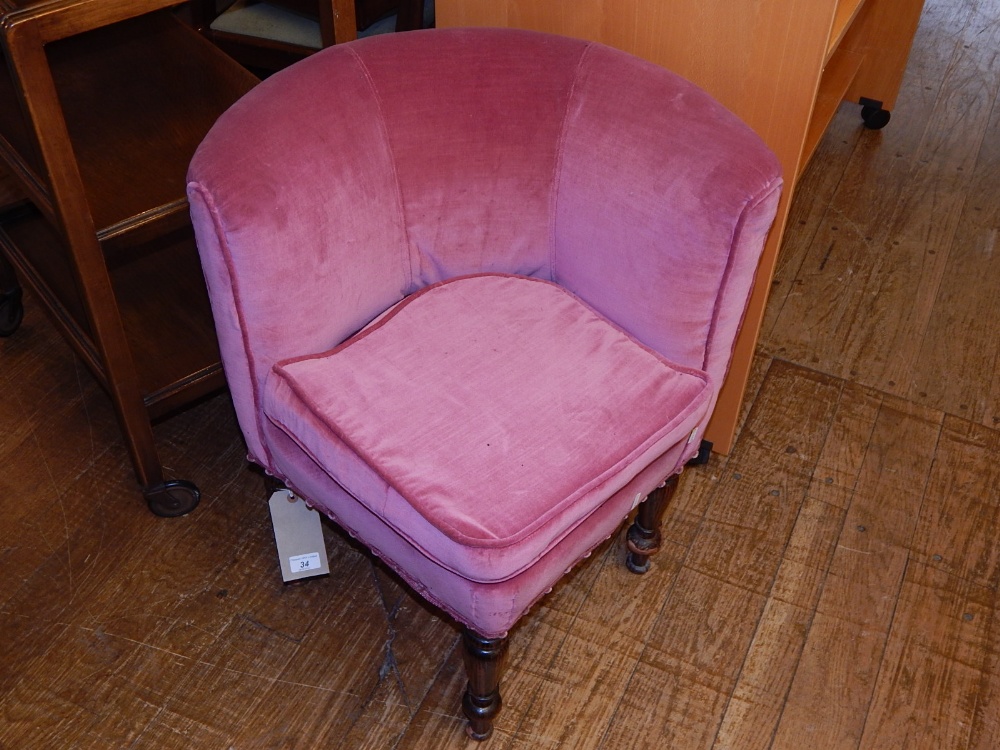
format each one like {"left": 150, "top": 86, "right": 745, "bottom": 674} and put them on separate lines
{"left": 144, "top": 479, "right": 201, "bottom": 517}
{"left": 860, "top": 97, "right": 891, "bottom": 130}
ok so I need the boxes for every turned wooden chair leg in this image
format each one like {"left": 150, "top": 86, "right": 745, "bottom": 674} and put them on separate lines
{"left": 626, "top": 475, "right": 679, "bottom": 574}
{"left": 461, "top": 628, "right": 509, "bottom": 741}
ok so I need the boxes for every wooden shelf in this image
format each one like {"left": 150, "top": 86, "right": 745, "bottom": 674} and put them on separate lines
{"left": 828, "top": 0, "right": 868, "bottom": 61}
{"left": 0, "top": 207, "right": 224, "bottom": 417}
{"left": 0, "top": 11, "right": 257, "bottom": 240}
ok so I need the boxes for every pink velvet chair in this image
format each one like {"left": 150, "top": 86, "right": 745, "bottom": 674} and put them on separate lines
{"left": 188, "top": 27, "right": 781, "bottom": 740}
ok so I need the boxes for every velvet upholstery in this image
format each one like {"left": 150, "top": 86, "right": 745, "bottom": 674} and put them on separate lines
{"left": 188, "top": 21, "right": 781, "bottom": 679}
{"left": 265, "top": 273, "right": 711, "bottom": 584}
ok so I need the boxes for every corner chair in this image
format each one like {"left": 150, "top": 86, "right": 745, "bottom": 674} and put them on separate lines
{"left": 187, "top": 27, "right": 782, "bottom": 740}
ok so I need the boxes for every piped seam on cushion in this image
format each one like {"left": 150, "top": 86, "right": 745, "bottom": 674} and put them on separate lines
{"left": 265, "top": 398, "right": 705, "bottom": 585}
{"left": 264, "top": 405, "right": 394, "bottom": 511}
{"left": 275, "top": 273, "right": 487, "bottom": 368}
{"left": 269, "top": 343, "right": 711, "bottom": 551}
{"left": 277, "top": 272, "right": 714, "bottom": 378}
{"left": 269, "top": 275, "right": 714, "bottom": 550}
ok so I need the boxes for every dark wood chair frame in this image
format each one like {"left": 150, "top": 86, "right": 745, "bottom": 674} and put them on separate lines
{"left": 266, "top": 470, "right": 681, "bottom": 740}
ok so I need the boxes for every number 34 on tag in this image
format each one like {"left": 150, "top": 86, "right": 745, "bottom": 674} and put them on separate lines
{"left": 290, "top": 552, "right": 322, "bottom": 572}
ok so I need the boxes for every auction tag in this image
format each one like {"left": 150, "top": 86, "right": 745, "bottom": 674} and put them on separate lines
{"left": 268, "top": 489, "right": 330, "bottom": 582}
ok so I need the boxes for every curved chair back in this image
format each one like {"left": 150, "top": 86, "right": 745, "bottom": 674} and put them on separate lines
{"left": 188, "top": 28, "right": 781, "bottom": 463}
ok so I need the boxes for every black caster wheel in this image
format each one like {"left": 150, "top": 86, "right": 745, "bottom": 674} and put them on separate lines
{"left": 0, "top": 284, "right": 24, "bottom": 337}
{"left": 144, "top": 479, "right": 201, "bottom": 517}
{"left": 861, "top": 104, "right": 891, "bottom": 130}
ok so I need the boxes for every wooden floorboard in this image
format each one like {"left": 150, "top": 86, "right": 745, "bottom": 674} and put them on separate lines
{"left": 762, "top": 0, "right": 1000, "bottom": 427}
{"left": 2, "top": 0, "right": 999, "bottom": 747}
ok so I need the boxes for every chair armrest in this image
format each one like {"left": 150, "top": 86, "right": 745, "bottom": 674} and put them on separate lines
{"left": 551, "top": 43, "right": 783, "bottom": 392}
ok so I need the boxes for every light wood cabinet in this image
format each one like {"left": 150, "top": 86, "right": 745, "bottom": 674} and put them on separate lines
{"left": 437, "top": 0, "right": 926, "bottom": 452}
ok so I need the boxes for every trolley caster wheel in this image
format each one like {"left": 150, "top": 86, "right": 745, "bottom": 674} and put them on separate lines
{"left": 144, "top": 479, "right": 201, "bottom": 517}
{"left": 0, "top": 284, "right": 24, "bottom": 337}
{"left": 861, "top": 104, "right": 891, "bottom": 130}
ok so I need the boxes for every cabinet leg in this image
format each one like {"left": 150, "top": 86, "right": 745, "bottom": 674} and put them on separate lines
{"left": 686, "top": 439, "right": 713, "bottom": 467}
{"left": 105, "top": 367, "right": 200, "bottom": 517}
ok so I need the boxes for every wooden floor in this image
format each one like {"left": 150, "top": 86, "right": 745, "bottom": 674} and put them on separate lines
{"left": 2, "top": 0, "right": 999, "bottom": 746}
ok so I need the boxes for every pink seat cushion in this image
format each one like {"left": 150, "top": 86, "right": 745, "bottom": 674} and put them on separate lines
{"left": 263, "top": 274, "right": 711, "bottom": 582}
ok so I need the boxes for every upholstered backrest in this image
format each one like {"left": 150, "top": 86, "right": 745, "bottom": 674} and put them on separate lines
{"left": 552, "top": 43, "right": 782, "bottom": 382}
{"left": 187, "top": 28, "right": 781, "bottom": 463}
